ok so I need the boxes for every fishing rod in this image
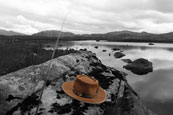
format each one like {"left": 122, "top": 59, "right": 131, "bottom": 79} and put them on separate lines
{"left": 35, "top": 13, "right": 69, "bottom": 115}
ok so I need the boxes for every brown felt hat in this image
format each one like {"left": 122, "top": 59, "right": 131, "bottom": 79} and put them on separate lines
{"left": 62, "top": 75, "right": 107, "bottom": 104}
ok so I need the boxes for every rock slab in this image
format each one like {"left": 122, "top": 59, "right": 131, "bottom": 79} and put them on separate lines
{"left": 0, "top": 51, "right": 156, "bottom": 115}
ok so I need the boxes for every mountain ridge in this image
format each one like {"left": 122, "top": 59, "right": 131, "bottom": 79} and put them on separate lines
{"left": 0, "top": 29, "right": 173, "bottom": 43}
{"left": 32, "top": 30, "right": 75, "bottom": 37}
{"left": 0, "top": 29, "right": 25, "bottom": 36}
{"left": 32, "top": 30, "right": 155, "bottom": 37}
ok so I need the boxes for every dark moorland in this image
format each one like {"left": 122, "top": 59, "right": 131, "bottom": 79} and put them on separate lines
{"left": 0, "top": 39, "right": 78, "bottom": 76}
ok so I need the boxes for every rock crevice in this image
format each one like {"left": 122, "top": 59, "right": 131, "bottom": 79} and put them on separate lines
{"left": 0, "top": 51, "right": 156, "bottom": 115}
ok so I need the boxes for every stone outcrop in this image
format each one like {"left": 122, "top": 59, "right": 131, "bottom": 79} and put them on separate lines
{"left": 112, "top": 48, "right": 120, "bottom": 51}
{"left": 148, "top": 43, "right": 154, "bottom": 45}
{"left": 114, "top": 52, "right": 125, "bottom": 59}
{"left": 123, "top": 58, "right": 153, "bottom": 75}
{"left": 0, "top": 51, "right": 156, "bottom": 115}
{"left": 121, "top": 59, "right": 132, "bottom": 63}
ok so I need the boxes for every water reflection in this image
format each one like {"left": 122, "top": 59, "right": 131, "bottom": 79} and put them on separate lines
{"left": 133, "top": 68, "right": 173, "bottom": 115}
{"left": 125, "top": 49, "right": 173, "bottom": 71}
{"left": 46, "top": 40, "right": 173, "bottom": 115}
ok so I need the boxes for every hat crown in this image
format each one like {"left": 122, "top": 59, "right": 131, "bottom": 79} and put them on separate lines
{"left": 73, "top": 75, "right": 99, "bottom": 98}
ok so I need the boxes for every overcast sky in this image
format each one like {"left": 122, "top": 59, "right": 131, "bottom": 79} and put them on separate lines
{"left": 0, "top": 0, "right": 173, "bottom": 35}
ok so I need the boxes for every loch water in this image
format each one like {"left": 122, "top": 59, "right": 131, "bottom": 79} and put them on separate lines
{"left": 45, "top": 40, "right": 173, "bottom": 115}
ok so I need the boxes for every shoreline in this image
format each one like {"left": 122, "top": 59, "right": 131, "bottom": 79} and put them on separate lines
{"left": 0, "top": 51, "right": 157, "bottom": 115}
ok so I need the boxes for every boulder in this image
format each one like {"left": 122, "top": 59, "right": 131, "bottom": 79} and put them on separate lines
{"left": 123, "top": 58, "right": 153, "bottom": 75}
{"left": 112, "top": 48, "right": 120, "bottom": 51}
{"left": 94, "top": 46, "right": 98, "bottom": 49}
{"left": 79, "top": 48, "right": 87, "bottom": 51}
{"left": 148, "top": 43, "right": 154, "bottom": 45}
{"left": 114, "top": 52, "right": 125, "bottom": 58}
{"left": 122, "top": 59, "right": 132, "bottom": 63}
{"left": 102, "top": 50, "right": 107, "bottom": 52}
{"left": 0, "top": 51, "right": 156, "bottom": 115}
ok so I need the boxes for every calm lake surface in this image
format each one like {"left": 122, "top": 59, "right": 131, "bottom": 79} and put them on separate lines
{"left": 45, "top": 40, "right": 173, "bottom": 115}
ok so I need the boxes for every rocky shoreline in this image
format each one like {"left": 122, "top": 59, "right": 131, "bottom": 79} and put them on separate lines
{"left": 123, "top": 58, "right": 153, "bottom": 75}
{"left": 0, "top": 51, "right": 156, "bottom": 115}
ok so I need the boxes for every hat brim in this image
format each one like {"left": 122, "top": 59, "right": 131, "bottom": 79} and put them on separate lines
{"left": 62, "top": 81, "right": 107, "bottom": 104}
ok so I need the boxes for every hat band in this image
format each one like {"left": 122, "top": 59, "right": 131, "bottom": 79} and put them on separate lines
{"left": 73, "top": 88, "right": 98, "bottom": 98}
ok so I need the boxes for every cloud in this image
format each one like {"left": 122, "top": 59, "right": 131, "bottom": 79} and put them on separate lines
{"left": 0, "top": 0, "right": 173, "bottom": 34}
{"left": 151, "top": 0, "right": 173, "bottom": 13}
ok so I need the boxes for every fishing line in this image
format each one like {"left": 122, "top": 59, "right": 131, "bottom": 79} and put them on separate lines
{"left": 35, "top": 12, "right": 69, "bottom": 115}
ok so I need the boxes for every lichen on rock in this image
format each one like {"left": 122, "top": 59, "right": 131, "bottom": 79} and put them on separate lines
{"left": 0, "top": 51, "right": 156, "bottom": 115}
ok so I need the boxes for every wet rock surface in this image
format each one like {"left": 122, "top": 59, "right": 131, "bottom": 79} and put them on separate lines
{"left": 148, "top": 43, "right": 154, "bottom": 45}
{"left": 94, "top": 46, "right": 98, "bottom": 49}
{"left": 102, "top": 50, "right": 107, "bottom": 52}
{"left": 0, "top": 51, "right": 156, "bottom": 115}
{"left": 121, "top": 59, "right": 132, "bottom": 63}
{"left": 112, "top": 48, "right": 120, "bottom": 51}
{"left": 123, "top": 58, "right": 153, "bottom": 75}
{"left": 114, "top": 52, "right": 126, "bottom": 58}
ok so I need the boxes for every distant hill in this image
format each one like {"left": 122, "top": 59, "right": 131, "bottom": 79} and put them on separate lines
{"left": 32, "top": 30, "right": 75, "bottom": 37}
{"left": 86, "top": 30, "right": 153, "bottom": 38}
{"left": 2, "top": 29, "right": 172, "bottom": 43}
{"left": 106, "top": 30, "right": 152, "bottom": 36}
{"left": 0, "top": 29, "right": 25, "bottom": 36}
{"left": 75, "top": 30, "right": 173, "bottom": 42}
{"left": 106, "top": 30, "right": 141, "bottom": 36}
